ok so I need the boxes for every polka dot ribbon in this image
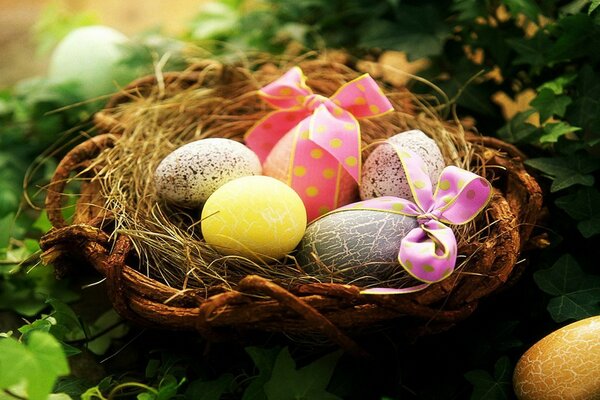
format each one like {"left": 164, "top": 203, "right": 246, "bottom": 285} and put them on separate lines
{"left": 338, "top": 146, "right": 492, "bottom": 295}
{"left": 245, "top": 67, "right": 393, "bottom": 221}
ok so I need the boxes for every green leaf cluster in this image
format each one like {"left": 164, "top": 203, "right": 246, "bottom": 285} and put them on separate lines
{"left": 0, "top": 331, "right": 69, "bottom": 400}
{"left": 464, "top": 357, "right": 513, "bottom": 400}
{"left": 534, "top": 254, "right": 600, "bottom": 322}
{"left": 187, "top": 0, "right": 453, "bottom": 57}
{"left": 68, "top": 346, "right": 339, "bottom": 400}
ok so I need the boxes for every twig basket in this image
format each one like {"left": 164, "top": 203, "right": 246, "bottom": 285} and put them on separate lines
{"left": 40, "top": 56, "right": 542, "bottom": 355}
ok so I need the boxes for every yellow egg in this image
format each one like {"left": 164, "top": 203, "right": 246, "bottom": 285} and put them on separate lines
{"left": 201, "top": 176, "right": 307, "bottom": 261}
{"left": 513, "top": 315, "right": 600, "bottom": 400}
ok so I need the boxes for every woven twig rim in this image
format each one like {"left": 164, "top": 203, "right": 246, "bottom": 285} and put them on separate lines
{"left": 40, "top": 57, "right": 543, "bottom": 354}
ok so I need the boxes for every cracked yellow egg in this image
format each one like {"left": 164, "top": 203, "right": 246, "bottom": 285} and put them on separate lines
{"left": 513, "top": 315, "right": 600, "bottom": 400}
{"left": 201, "top": 176, "right": 307, "bottom": 261}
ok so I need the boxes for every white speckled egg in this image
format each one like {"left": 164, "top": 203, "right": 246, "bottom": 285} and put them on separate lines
{"left": 513, "top": 315, "right": 600, "bottom": 400}
{"left": 154, "top": 138, "right": 262, "bottom": 207}
{"left": 295, "top": 208, "right": 418, "bottom": 286}
{"left": 360, "top": 130, "right": 445, "bottom": 201}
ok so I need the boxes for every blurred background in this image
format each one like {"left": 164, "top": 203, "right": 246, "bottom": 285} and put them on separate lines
{"left": 0, "top": 0, "right": 202, "bottom": 86}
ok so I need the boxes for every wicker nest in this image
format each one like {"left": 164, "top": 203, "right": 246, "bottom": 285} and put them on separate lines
{"left": 40, "top": 56, "right": 542, "bottom": 355}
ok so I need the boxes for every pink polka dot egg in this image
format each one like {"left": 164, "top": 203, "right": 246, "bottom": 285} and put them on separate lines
{"left": 263, "top": 129, "right": 358, "bottom": 220}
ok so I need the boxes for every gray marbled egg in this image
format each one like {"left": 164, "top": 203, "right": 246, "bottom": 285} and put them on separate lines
{"left": 295, "top": 209, "right": 418, "bottom": 285}
{"left": 360, "top": 130, "right": 445, "bottom": 201}
{"left": 154, "top": 138, "right": 262, "bottom": 207}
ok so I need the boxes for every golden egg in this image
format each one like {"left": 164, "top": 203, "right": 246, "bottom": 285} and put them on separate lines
{"left": 513, "top": 315, "right": 600, "bottom": 400}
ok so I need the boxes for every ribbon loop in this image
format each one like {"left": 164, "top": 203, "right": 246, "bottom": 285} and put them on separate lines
{"left": 335, "top": 143, "right": 491, "bottom": 295}
{"left": 258, "top": 66, "right": 312, "bottom": 109}
{"left": 245, "top": 67, "right": 394, "bottom": 220}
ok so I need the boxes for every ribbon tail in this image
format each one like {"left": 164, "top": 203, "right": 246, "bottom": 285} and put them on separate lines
{"left": 307, "top": 105, "right": 361, "bottom": 182}
{"left": 398, "top": 220, "right": 457, "bottom": 284}
{"left": 387, "top": 145, "right": 436, "bottom": 211}
{"left": 360, "top": 284, "right": 430, "bottom": 295}
{"left": 258, "top": 66, "right": 312, "bottom": 109}
{"left": 288, "top": 118, "right": 343, "bottom": 221}
{"left": 245, "top": 109, "right": 310, "bottom": 162}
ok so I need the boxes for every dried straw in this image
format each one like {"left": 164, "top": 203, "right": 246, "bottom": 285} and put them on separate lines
{"left": 81, "top": 55, "right": 491, "bottom": 292}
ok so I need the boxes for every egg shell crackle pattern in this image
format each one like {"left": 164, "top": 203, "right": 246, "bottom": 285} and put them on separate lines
{"left": 154, "top": 138, "right": 262, "bottom": 207}
{"left": 201, "top": 175, "right": 307, "bottom": 261}
{"left": 296, "top": 209, "right": 419, "bottom": 286}
{"left": 513, "top": 315, "right": 600, "bottom": 400}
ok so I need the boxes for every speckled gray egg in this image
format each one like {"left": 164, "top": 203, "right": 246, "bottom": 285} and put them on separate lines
{"left": 154, "top": 138, "right": 262, "bottom": 207}
{"left": 360, "top": 130, "right": 445, "bottom": 201}
{"left": 295, "top": 209, "right": 418, "bottom": 286}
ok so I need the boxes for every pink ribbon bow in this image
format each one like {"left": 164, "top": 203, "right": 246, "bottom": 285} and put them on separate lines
{"left": 245, "top": 67, "right": 394, "bottom": 221}
{"left": 338, "top": 145, "right": 492, "bottom": 295}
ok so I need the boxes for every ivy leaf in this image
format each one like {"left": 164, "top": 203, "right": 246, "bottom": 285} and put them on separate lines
{"left": 54, "top": 377, "right": 92, "bottom": 399}
{"left": 451, "top": 0, "right": 490, "bottom": 21}
{"left": 185, "top": 374, "right": 233, "bottom": 400}
{"left": 243, "top": 347, "right": 281, "bottom": 400}
{"left": 525, "top": 155, "right": 597, "bottom": 192}
{"left": 533, "top": 254, "right": 600, "bottom": 322}
{"left": 438, "top": 63, "right": 499, "bottom": 116}
{"left": 32, "top": 210, "right": 53, "bottom": 233}
{"left": 497, "top": 110, "right": 539, "bottom": 143}
{"left": 358, "top": 4, "right": 450, "bottom": 59}
{"left": 86, "top": 309, "right": 129, "bottom": 355}
{"left": 547, "top": 14, "right": 600, "bottom": 64}
{"left": 45, "top": 298, "right": 84, "bottom": 340}
{"left": 504, "top": 0, "right": 543, "bottom": 22}
{"left": 506, "top": 32, "right": 552, "bottom": 73}
{"left": 537, "top": 73, "right": 577, "bottom": 95}
{"left": 530, "top": 88, "right": 572, "bottom": 122}
{"left": 155, "top": 375, "right": 186, "bottom": 400}
{"left": 539, "top": 122, "right": 581, "bottom": 143}
{"left": 0, "top": 331, "right": 70, "bottom": 400}
{"left": 555, "top": 187, "right": 600, "bottom": 237}
{"left": 188, "top": 1, "right": 241, "bottom": 41}
{"left": 263, "top": 348, "right": 342, "bottom": 400}
{"left": 567, "top": 65, "right": 600, "bottom": 136}
{"left": 464, "top": 356, "right": 512, "bottom": 400}
{"left": 17, "top": 318, "right": 53, "bottom": 338}
{"left": 590, "top": 0, "right": 600, "bottom": 14}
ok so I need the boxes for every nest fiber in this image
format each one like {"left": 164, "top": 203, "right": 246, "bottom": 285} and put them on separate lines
{"left": 41, "top": 56, "right": 542, "bottom": 354}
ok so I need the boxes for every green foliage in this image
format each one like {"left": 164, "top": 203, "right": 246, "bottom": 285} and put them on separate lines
{"left": 0, "top": 331, "right": 69, "bottom": 400}
{"left": 555, "top": 187, "right": 600, "bottom": 237}
{"left": 464, "top": 357, "right": 513, "bottom": 400}
{"left": 534, "top": 254, "right": 600, "bottom": 322}
{"left": 1, "top": 213, "right": 79, "bottom": 317}
{"left": 243, "top": 347, "right": 281, "bottom": 400}
{"left": 185, "top": 374, "right": 233, "bottom": 400}
{"left": 33, "top": 3, "right": 100, "bottom": 55}
{"left": 263, "top": 348, "right": 341, "bottom": 400}
{"left": 525, "top": 156, "right": 599, "bottom": 192}
{"left": 71, "top": 346, "right": 339, "bottom": 400}
{"left": 358, "top": 4, "right": 451, "bottom": 59}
